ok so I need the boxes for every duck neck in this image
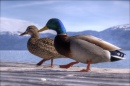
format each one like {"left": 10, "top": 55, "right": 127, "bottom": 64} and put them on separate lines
{"left": 55, "top": 20, "right": 67, "bottom": 35}
{"left": 56, "top": 34, "right": 68, "bottom": 40}
{"left": 56, "top": 27, "right": 67, "bottom": 35}
{"left": 54, "top": 34, "right": 71, "bottom": 57}
{"left": 31, "top": 33, "right": 40, "bottom": 39}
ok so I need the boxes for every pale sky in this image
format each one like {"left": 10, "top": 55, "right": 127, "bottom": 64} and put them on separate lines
{"left": 0, "top": 0, "right": 129, "bottom": 32}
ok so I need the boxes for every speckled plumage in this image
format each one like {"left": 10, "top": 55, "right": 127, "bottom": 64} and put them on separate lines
{"left": 20, "top": 25, "right": 65, "bottom": 67}
{"left": 27, "top": 37, "right": 64, "bottom": 59}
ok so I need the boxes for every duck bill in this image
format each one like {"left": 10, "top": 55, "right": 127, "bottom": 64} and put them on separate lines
{"left": 38, "top": 26, "right": 48, "bottom": 32}
{"left": 19, "top": 32, "right": 27, "bottom": 36}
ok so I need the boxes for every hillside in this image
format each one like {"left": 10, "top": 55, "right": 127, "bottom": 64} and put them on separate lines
{"left": 0, "top": 24, "right": 130, "bottom": 50}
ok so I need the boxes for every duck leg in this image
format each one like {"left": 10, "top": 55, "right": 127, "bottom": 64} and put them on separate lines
{"left": 59, "top": 61, "right": 79, "bottom": 69}
{"left": 80, "top": 60, "right": 91, "bottom": 72}
{"left": 36, "top": 59, "right": 48, "bottom": 66}
{"left": 50, "top": 58, "right": 53, "bottom": 68}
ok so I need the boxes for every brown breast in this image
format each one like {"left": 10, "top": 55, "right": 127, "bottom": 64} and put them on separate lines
{"left": 54, "top": 35, "right": 72, "bottom": 57}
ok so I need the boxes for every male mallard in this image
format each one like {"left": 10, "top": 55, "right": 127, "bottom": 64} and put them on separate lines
{"left": 20, "top": 25, "right": 65, "bottom": 67}
{"left": 38, "top": 18, "right": 125, "bottom": 72}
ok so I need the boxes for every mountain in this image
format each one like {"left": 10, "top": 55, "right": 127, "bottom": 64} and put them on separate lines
{"left": 0, "top": 24, "right": 130, "bottom": 50}
{"left": 99, "top": 24, "right": 130, "bottom": 50}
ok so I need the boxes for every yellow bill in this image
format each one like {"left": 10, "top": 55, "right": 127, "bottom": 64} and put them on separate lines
{"left": 38, "top": 26, "right": 48, "bottom": 32}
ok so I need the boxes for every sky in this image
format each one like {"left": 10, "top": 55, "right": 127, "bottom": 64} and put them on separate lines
{"left": 0, "top": 0, "right": 129, "bottom": 33}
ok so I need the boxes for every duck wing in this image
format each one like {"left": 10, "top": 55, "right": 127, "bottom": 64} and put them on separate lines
{"left": 36, "top": 38, "right": 64, "bottom": 57}
{"left": 71, "top": 35, "right": 121, "bottom": 51}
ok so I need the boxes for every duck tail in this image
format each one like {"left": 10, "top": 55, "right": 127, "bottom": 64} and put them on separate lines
{"left": 110, "top": 50, "right": 125, "bottom": 62}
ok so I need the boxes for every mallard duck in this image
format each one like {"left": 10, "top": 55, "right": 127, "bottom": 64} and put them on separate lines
{"left": 20, "top": 25, "right": 65, "bottom": 67}
{"left": 38, "top": 18, "right": 125, "bottom": 72}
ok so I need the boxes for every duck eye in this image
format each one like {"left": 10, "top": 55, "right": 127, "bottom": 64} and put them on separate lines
{"left": 26, "top": 28, "right": 30, "bottom": 31}
{"left": 27, "top": 26, "right": 33, "bottom": 30}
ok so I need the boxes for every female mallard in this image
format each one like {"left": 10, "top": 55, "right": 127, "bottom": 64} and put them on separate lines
{"left": 20, "top": 25, "right": 65, "bottom": 67}
{"left": 38, "top": 18, "right": 125, "bottom": 72}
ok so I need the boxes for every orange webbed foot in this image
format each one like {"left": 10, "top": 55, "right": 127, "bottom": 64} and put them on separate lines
{"left": 48, "top": 65, "right": 54, "bottom": 68}
{"left": 59, "top": 62, "right": 79, "bottom": 69}
{"left": 80, "top": 69, "right": 91, "bottom": 72}
{"left": 36, "top": 59, "right": 48, "bottom": 66}
{"left": 59, "top": 64, "right": 72, "bottom": 69}
{"left": 36, "top": 63, "right": 42, "bottom": 66}
{"left": 79, "top": 60, "right": 92, "bottom": 72}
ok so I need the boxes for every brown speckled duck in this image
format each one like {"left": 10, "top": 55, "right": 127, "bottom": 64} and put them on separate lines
{"left": 38, "top": 18, "right": 125, "bottom": 72}
{"left": 20, "top": 25, "right": 65, "bottom": 67}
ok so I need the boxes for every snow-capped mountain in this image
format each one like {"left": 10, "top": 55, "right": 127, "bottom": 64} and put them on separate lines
{"left": 0, "top": 24, "right": 130, "bottom": 50}
{"left": 106, "top": 24, "right": 130, "bottom": 30}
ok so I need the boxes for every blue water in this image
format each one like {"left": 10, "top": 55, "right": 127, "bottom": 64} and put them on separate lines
{"left": 0, "top": 50, "right": 130, "bottom": 68}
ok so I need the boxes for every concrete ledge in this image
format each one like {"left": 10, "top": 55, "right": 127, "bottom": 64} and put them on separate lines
{"left": 1, "top": 61, "right": 130, "bottom": 86}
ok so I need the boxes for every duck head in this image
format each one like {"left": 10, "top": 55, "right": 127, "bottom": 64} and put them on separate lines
{"left": 20, "top": 25, "right": 39, "bottom": 38}
{"left": 38, "top": 18, "right": 67, "bottom": 34}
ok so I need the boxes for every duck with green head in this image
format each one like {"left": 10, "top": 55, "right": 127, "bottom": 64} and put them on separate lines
{"left": 38, "top": 18, "right": 125, "bottom": 72}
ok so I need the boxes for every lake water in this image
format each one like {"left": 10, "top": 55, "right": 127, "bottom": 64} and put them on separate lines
{"left": 0, "top": 50, "right": 130, "bottom": 69}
